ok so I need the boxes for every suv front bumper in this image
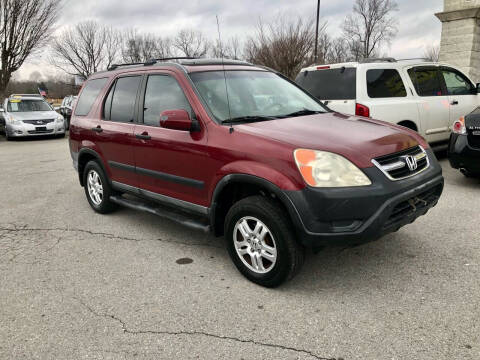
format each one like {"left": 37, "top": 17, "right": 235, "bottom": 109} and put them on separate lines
{"left": 284, "top": 148, "right": 444, "bottom": 249}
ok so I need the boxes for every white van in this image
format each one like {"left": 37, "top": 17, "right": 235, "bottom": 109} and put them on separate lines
{"left": 296, "top": 59, "right": 480, "bottom": 144}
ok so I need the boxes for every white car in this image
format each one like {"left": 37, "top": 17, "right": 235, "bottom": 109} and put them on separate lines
{"left": 1, "top": 94, "right": 65, "bottom": 140}
{"left": 296, "top": 59, "right": 480, "bottom": 145}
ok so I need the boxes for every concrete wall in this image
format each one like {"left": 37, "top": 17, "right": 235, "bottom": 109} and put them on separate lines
{"left": 445, "top": 0, "right": 480, "bottom": 11}
{"left": 437, "top": 0, "right": 480, "bottom": 82}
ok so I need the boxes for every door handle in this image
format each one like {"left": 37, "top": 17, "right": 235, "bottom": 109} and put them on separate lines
{"left": 91, "top": 126, "right": 103, "bottom": 133}
{"left": 135, "top": 132, "right": 151, "bottom": 140}
{"left": 451, "top": 100, "right": 459, "bottom": 105}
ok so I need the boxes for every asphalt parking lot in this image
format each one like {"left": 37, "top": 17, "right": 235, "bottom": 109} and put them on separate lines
{"left": 0, "top": 135, "right": 478, "bottom": 360}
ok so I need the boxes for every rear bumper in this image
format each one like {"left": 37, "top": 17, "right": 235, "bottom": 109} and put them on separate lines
{"left": 284, "top": 148, "right": 444, "bottom": 249}
{"left": 448, "top": 133, "right": 480, "bottom": 173}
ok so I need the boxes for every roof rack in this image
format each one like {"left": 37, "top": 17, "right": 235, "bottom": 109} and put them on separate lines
{"left": 359, "top": 57, "right": 397, "bottom": 63}
{"left": 108, "top": 57, "right": 199, "bottom": 71}
{"left": 107, "top": 57, "right": 254, "bottom": 71}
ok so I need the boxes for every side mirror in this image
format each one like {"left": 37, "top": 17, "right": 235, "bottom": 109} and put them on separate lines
{"left": 54, "top": 106, "right": 60, "bottom": 111}
{"left": 159, "top": 109, "right": 194, "bottom": 131}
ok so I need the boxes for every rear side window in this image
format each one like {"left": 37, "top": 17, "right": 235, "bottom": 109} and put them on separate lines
{"left": 408, "top": 68, "right": 443, "bottom": 97}
{"left": 108, "top": 76, "right": 142, "bottom": 123}
{"left": 143, "top": 75, "right": 192, "bottom": 127}
{"left": 367, "top": 69, "right": 407, "bottom": 98}
{"left": 295, "top": 68, "right": 356, "bottom": 100}
{"left": 75, "top": 78, "right": 108, "bottom": 116}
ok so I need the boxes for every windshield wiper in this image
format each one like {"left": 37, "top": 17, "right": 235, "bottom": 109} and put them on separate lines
{"left": 277, "top": 109, "right": 324, "bottom": 118}
{"left": 222, "top": 116, "right": 276, "bottom": 124}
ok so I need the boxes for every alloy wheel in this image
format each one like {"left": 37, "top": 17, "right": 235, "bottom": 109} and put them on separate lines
{"left": 87, "top": 169, "right": 103, "bottom": 206}
{"left": 233, "top": 216, "right": 277, "bottom": 274}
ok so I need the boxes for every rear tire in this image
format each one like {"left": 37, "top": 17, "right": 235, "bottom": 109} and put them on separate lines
{"left": 224, "top": 195, "right": 304, "bottom": 287}
{"left": 83, "top": 160, "right": 117, "bottom": 214}
{"left": 461, "top": 169, "right": 480, "bottom": 178}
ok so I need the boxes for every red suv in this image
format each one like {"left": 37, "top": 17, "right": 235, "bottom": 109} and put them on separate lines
{"left": 69, "top": 58, "right": 444, "bottom": 287}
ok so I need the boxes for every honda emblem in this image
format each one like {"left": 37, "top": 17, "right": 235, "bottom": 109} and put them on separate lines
{"left": 403, "top": 155, "right": 418, "bottom": 171}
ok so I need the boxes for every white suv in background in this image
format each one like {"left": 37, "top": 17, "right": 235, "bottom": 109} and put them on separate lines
{"left": 296, "top": 59, "right": 480, "bottom": 145}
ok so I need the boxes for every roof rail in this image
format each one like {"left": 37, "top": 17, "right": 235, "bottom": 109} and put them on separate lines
{"left": 10, "top": 94, "right": 43, "bottom": 98}
{"left": 107, "top": 57, "right": 200, "bottom": 71}
{"left": 396, "top": 58, "right": 430, "bottom": 62}
{"left": 359, "top": 57, "right": 397, "bottom": 63}
{"left": 107, "top": 62, "right": 149, "bottom": 71}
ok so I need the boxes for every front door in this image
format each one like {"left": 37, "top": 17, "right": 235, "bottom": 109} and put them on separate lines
{"left": 407, "top": 66, "right": 451, "bottom": 143}
{"left": 133, "top": 72, "right": 209, "bottom": 207}
{"left": 440, "top": 67, "right": 480, "bottom": 126}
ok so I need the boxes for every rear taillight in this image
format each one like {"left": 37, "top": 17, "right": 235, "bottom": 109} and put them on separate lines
{"left": 355, "top": 103, "right": 370, "bottom": 118}
{"left": 453, "top": 116, "right": 466, "bottom": 134}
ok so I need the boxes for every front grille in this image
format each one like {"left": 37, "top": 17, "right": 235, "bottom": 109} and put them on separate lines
{"left": 23, "top": 119, "right": 54, "bottom": 125}
{"left": 372, "top": 146, "right": 429, "bottom": 181}
{"left": 27, "top": 129, "right": 54, "bottom": 134}
{"left": 466, "top": 116, "right": 480, "bottom": 149}
{"left": 383, "top": 184, "right": 443, "bottom": 229}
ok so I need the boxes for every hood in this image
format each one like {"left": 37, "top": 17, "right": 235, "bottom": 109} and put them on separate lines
{"left": 235, "top": 112, "right": 424, "bottom": 168}
{"left": 10, "top": 111, "right": 58, "bottom": 121}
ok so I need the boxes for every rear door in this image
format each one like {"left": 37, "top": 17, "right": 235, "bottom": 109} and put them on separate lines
{"left": 440, "top": 67, "right": 480, "bottom": 126}
{"left": 95, "top": 74, "right": 143, "bottom": 187}
{"left": 407, "top": 66, "right": 451, "bottom": 143}
{"left": 295, "top": 67, "right": 357, "bottom": 114}
{"left": 133, "top": 72, "right": 209, "bottom": 207}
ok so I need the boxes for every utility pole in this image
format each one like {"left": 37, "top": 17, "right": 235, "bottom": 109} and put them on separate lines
{"left": 314, "top": 0, "right": 321, "bottom": 63}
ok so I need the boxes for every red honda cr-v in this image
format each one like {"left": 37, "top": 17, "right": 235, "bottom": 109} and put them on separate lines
{"left": 69, "top": 58, "right": 444, "bottom": 287}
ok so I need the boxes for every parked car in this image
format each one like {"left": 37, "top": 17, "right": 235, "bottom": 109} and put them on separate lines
{"left": 69, "top": 58, "right": 444, "bottom": 287}
{"left": 296, "top": 58, "right": 480, "bottom": 147}
{"left": 1, "top": 94, "right": 65, "bottom": 140}
{"left": 59, "top": 95, "right": 78, "bottom": 129}
{"left": 449, "top": 107, "right": 480, "bottom": 177}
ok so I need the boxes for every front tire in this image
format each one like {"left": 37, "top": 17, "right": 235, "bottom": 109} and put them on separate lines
{"left": 225, "top": 196, "right": 304, "bottom": 287}
{"left": 83, "top": 160, "right": 117, "bottom": 214}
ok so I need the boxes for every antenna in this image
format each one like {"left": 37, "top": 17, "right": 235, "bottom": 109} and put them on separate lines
{"left": 216, "top": 15, "right": 233, "bottom": 133}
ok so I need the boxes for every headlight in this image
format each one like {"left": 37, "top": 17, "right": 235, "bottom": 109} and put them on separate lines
{"left": 294, "top": 149, "right": 372, "bottom": 187}
{"left": 7, "top": 115, "right": 22, "bottom": 125}
{"left": 56, "top": 116, "right": 64, "bottom": 123}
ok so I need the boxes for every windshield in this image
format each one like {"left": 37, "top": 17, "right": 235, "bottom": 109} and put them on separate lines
{"left": 7, "top": 99, "right": 52, "bottom": 112}
{"left": 190, "top": 70, "right": 327, "bottom": 122}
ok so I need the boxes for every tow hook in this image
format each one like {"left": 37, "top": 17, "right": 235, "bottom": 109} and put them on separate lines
{"left": 408, "top": 197, "right": 428, "bottom": 212}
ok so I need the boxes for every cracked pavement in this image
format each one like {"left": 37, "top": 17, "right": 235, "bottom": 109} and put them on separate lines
{"left": 0, "top": 136, "right": 479, "bottom": 359}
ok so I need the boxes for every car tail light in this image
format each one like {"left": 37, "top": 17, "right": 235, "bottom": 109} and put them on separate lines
{"left": 452, "top": 116, "right": 466, "bottom": 134}
{"left": 316, "top": 66, "right": 330, "bottom": 70}
{"left": 355, "top": 103, "right": 370, "bottom": 118}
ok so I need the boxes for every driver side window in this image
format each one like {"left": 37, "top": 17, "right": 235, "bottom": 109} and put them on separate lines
{"left": 441, "top": 69, "right": 474, "bottom": 95}
{"left": 143, "top": 75, "right": 192, "bottom": 127}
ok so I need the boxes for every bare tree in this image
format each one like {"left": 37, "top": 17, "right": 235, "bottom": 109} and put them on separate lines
{"left": 51, "top": 21, "right": 122, "bottom": 79}
{"left": 0, "top": 0, "right": 61, "bottom": 95}
{"left": 173, "top": 29, "right": 210, "bottom": 57}
{"left": 122, "top": 29, "right": 173, "bottom": 63}
{"left": 245, "top": 16, "right": 315, "bottom": 79}
{"left": 210, "top": 36, "right": 243, "bottom": 60}
{"left": 342, "top": 0, "right": 398, "bottom": 60}
{"left": 424, "top": 45, "right": 440, "bottom": 62}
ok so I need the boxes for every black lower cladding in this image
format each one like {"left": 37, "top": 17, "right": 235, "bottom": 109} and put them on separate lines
{"left": 285, "top": 148, "right": 444, "bottom": 248}
{"left": 448, "top": 133, "right": 480, "bottom": 173}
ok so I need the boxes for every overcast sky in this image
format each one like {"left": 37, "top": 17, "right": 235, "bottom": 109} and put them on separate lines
{"left": 16, "top": 0, "right": 444, "bottom": 81}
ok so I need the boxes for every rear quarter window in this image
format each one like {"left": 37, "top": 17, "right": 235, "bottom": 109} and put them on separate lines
{"left": 295, "top": 68, "right": 356, "bottom": 100}
{"left": 366, "top": 69, "right": 407, "bottom": 98}
{"left": 75, "top": 78, "right": 108, "bottom": 116}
